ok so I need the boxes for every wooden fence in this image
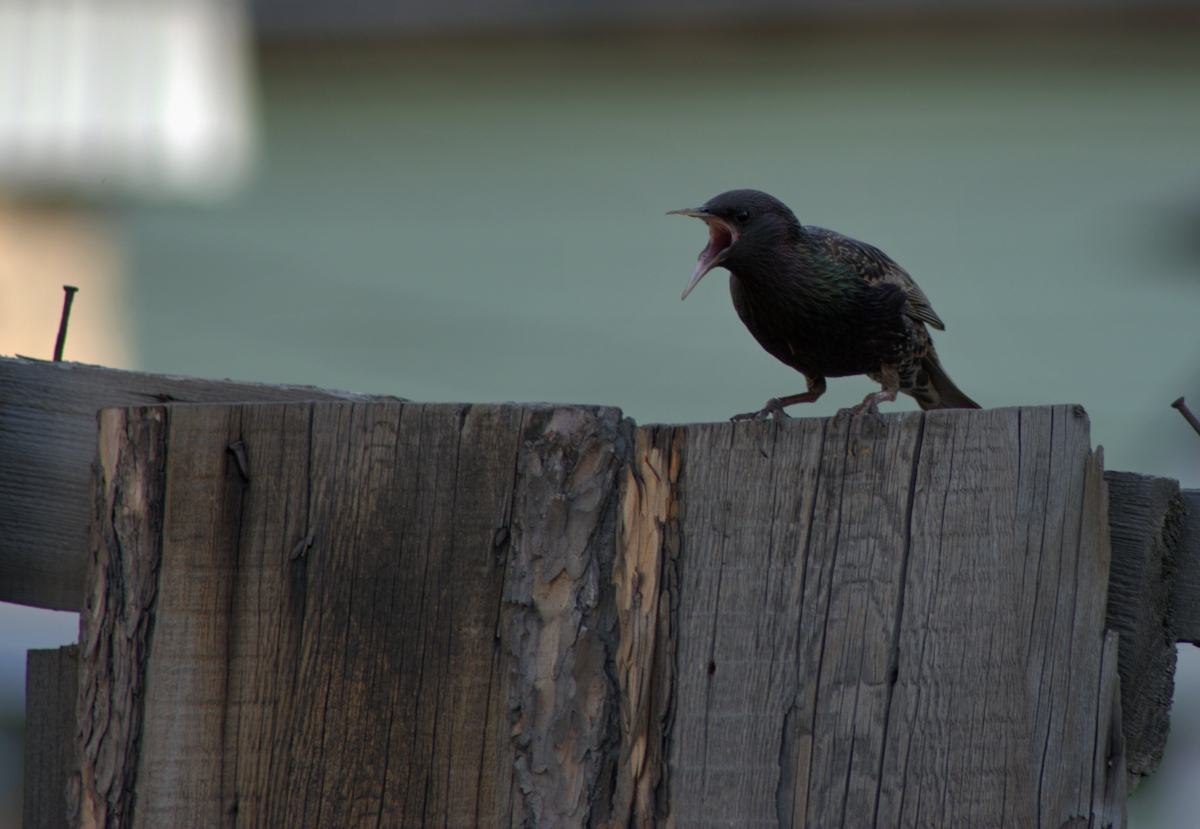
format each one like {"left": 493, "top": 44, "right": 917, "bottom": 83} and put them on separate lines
{"left": 5, "top": 356, "right": 1198, "bottom": 829}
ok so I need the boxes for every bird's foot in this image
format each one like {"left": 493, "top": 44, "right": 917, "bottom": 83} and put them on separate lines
{"left": 836, "top": 393, "right": 892, "bottom": 453}
{"left": 730, "top": 398, "right": 792, "bottom": 423}
{"left": 837, "top": 391, "right": 892, "bottom": 427}
{"left": 730, "top": 399, "right": 791, "bottom": 458}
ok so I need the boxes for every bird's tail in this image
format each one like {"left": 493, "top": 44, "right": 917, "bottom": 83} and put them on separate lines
{"left": 917, "top": 355, "right": 981, "bottom": 410}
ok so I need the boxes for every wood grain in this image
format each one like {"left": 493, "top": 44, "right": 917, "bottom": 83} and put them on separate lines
{"left": 72, "top": 402, "right": 1127, "bottom": 828}
{"left": 0, "top": 356, "right": 396, "bottom": 610}
{"left": 1174, "top": 490, "right": 1200, "bottom": 646}
{"left": 1103, "top": 471, "right": 1184, "bottom": 788}
{"left": 645, "top": 406, "right": 1118, "bottom": 829}
{"left": 75, "top": 401, "right": 631, "bottom": 829}
{"left": 24, "top": 646, "right": 79, "bottom": 829}
{"left": 608, "top": 425, "right": 681, "bottom": 829}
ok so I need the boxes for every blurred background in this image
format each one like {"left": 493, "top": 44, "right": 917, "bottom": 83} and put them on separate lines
{"left": 1, "top": 0, "right": 1199, "bottom": 825}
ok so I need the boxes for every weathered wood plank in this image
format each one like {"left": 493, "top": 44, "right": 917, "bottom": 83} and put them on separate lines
{"left": 133, "top": 406, "right": 245, "bottom": 829}
{"left": 0, "top": 356, "right": 397, "bottom": 610}
{"left": 783, "top": 413, "right": 925, "bottom": 829}
{"left": 219, "top": 403, "right": 315, "bottom": 828}
{"left": 620, "top": 406, "right": 1117, "bottom": 829}
{"left": 1091, "top": 630, "right": 1128, "bottom": 829}
{"left": 73, "top": 402, "right": 1125, "bottom": 828}
{"left": 75, "top": 401, "right": 632, "bottom": 829}
{"left": 24, "top": 646, "right": 79, "bottom": 829}
{"left": 661, "top": 415, "right": 827, "bottom": 829}
{"left": 1103, "top": 471, "right": 1184, "bottom": 787}
{"left": 1175, "top": 489, "right": 1200, "bottom": 645}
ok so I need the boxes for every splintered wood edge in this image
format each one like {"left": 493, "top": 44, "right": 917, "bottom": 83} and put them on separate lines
{"left": 1103, "top": 469, "right": 1185, "bottom": 785}
{"left": 1175, "top": 490, "right": 1200, "bottom": 645}
{"left": 608, "top": 426, "right": 681, "bottom": 829}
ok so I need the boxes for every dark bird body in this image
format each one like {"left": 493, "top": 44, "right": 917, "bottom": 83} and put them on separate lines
{"left": 670, "top": 189, "right": 979, "bottom": 419}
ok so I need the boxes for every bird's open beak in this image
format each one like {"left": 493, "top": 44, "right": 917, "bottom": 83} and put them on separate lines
{"left": 668, "top": 207, "right": 738, "bottom": 300}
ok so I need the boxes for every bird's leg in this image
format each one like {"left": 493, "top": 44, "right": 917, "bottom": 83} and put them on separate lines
{"left": 849, "top": 388, "right": 898, "bottom": 421}
{"left": 837, "top": 369, "right": 899, "bottom": 448}
{"left": 731, "top": 376, "right": 826, "bottom": 422}
{"left": 838, "top": 367, "right": 899, "bottom": 423}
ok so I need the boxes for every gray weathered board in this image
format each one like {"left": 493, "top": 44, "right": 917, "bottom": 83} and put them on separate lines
{"left": 1175, "top": 489, "right": 1200, "bottom": 646}
{"left": 25, "top": 646, "right": 79, "bottom": 829}
{"left": 67, "top": 401, "right": 1124, "bottom": 829}
{"left": 0, "top": 356, "right": 396, "bottom": 610}
{"left": 1103, "top": 472, "right": 1187, "bottom": 788}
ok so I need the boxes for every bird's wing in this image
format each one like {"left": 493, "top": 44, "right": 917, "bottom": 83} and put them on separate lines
{"left": 805, "top": 226, "right": 946, "bottom": 331}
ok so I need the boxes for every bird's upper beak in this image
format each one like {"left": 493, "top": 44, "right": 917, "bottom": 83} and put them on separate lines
{"left": 668, "top": 207, "right": 738, "bottom": 300}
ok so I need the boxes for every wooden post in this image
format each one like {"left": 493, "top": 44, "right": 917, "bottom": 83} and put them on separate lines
{"left": 69, "top": 402, "right": 1125, "bottom": 828}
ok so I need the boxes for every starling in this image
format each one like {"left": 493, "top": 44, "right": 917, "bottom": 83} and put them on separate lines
{"left": 670, "top": 189, "right": 979, "bottom": 421}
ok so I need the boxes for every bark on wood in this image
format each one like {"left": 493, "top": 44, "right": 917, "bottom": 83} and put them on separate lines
{"left": 0, "top": 356, "right": 396, "bottom": 611}
{"left": 502, "top": 407, "right": 630, "bottom": 828}
{"left": 24, "top": 646, "right": 79, "bottom": 829}
{"left": 72, "top": 408, "right": 168, "bottom": 829}
{"left": 1103, "top": 471, "right": 1184, "bottom": 788}
{"left": 73, "top": 402, "right": 1123, "bottom": 828}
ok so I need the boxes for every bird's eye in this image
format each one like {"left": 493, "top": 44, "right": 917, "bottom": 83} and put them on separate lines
{"left": 735, "top": 210, "right": 750, "bottom": 223}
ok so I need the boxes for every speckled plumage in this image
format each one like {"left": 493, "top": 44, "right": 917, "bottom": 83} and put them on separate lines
{"left": 671, "top": 189, "right": 979, "bottom": 418}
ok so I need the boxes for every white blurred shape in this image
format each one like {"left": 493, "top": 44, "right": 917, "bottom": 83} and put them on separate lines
{"left": 0, "top": 0, "right": 256, "bottom": 201}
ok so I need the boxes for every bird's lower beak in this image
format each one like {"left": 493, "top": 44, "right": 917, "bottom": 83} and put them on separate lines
{"left": 669, "top": 208, "right": 736, "bottom": 300}
{"left": 681, "top": 255, "right": 717, "bottom": 300}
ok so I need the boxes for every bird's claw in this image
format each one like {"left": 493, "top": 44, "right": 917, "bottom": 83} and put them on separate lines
{"left": 837, "top": 395, "right": 888, "bottom": 425}
{"left": 730, "top": 399, "right": 792, "bottom": 458}
{"left": 835, "top": 397, "right": 889, "bottom": 454}
{"left": 730, "top": 398, "right": 791, "bottom": 423}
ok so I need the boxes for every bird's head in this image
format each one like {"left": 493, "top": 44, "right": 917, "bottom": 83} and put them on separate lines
{"left": 668, "top": 189, "right": 800, "bottom": 299}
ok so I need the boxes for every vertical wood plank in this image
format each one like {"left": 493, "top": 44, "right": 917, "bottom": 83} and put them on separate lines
{"left": 877, "top": 407, "right": 1034, "bottom": 829}
{"left": 222, "top": 402, "right": 315, "bottom": 829}
{"left": 784, "top": 413, "right": 925, "bottom": 829}
{"left": 1103, "top": 471, "right": 1183, "bottom": 785}
{"left": 658, "top": 406, "right": 1116, "bottom": 829}
{"left": 133, "top": 406, "right": 245, "bottom": 829}
{"left": 666, "top": 416, "right": 827, "bottom": 828}
{"left": 1090, "top": 630, "right": 1127, "bottom": 829}
{"left": 608, "top": 424, "right": 681, "bottom": 829}
{"left": 1036, "top": 414, "right": 1112, "bottom": 827}
{"left": 24, "top": 646, "right": 78, "bottom": 829}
